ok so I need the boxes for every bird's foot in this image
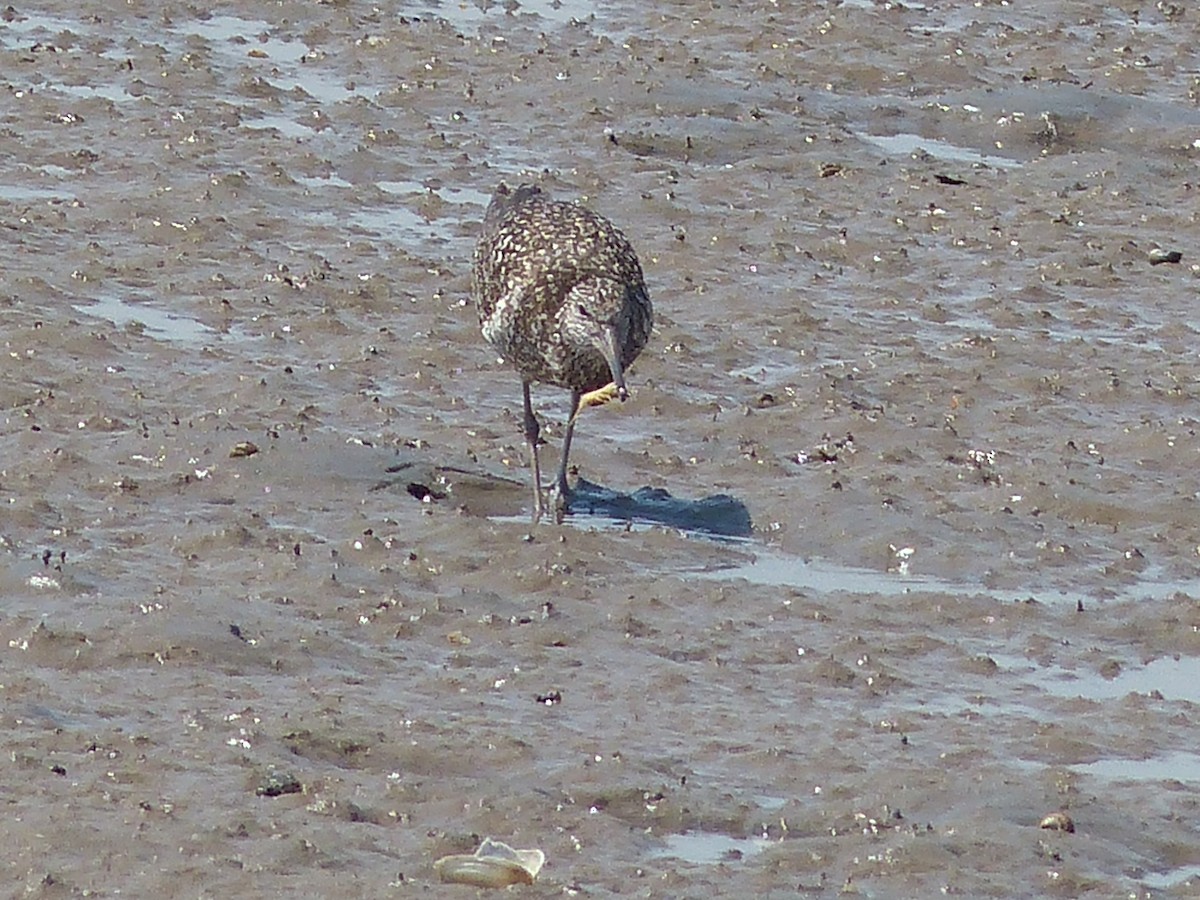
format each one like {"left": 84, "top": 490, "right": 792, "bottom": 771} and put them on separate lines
{"left": 529, "top": 480, "right": 569, "bottom": 525}
{"left": 547, "top": 480, "right": 570, "bottom": 523}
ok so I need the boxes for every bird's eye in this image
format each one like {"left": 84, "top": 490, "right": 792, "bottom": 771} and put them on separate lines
{"left": 577, "top": 304, "right": 593, "bottom": 320}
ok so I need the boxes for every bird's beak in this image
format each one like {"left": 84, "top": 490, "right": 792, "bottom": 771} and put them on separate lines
{"left": 598, "top": 326, "right": 629, "bottom": 401}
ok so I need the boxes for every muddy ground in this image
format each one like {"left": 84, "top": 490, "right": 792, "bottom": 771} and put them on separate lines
{"left": 3, "top": 0, "right": 1200, "bottom": 896}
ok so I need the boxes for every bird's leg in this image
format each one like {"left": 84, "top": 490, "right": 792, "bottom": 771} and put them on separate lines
{"left": 549, "top": 390, "right": 582, "bottom": 517}
{"left": 522, "top": 382, "right": 546, "bottom": 523}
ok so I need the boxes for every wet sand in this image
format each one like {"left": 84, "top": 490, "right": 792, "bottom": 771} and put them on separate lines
{"left": 3, "top": 0, "right": 1200, "bottom": 895}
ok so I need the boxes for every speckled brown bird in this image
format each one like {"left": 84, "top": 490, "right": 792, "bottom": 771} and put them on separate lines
{"left": 472, "top": 183, "right": 653, "bottom": 523}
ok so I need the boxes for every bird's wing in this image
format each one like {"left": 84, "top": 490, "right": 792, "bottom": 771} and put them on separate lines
{"left": 480, "top": 283, "right": 527, "bottom": 345}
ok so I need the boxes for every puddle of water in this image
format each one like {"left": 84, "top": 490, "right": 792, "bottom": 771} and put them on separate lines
{"left": 440, "top": 184, "right": 495, "bottom": 208}
{"left": 1028, "top": 655, "right": 1200, "bottom": 704}
{"left": 1073, "top": 751, "right": 1200, "bottom": 783}
{"left": 378, "top": 180, "right": 494, "bottom": 208}
{"left": 188, "top": 15, "right": 310, "bottom": 66}
{"left": 697, "top": 551, "right": 1024, "bottom": 599}
{"left": 298, "top": 178, "right": 486, "bottom": 250}
{"left": 242, "top": 113, "right": 317, "bottom": 139}
{"left": 935, "top": 652, "right": 1200, "bottom": 730}
{"left": 36, "top": 81, "right": 134, "bottom": 103}
{"left": 489, "top": 512, "right": 670, "bottom": 542}
{"left": 856, "top": 131, "right": 1023, "bottom": 169}
{"left": 295, "top": 174, "right": 355, "bottom": 191}
{"left": 753, "top": 794, "right": 788, "bottom": 812}
{"left": 839, "top": 0, "right": 929, "bottom": 8}
{"left": 1140, "top": 865, "right": 1200, "bottom": 891}
{"left": 373, "top": 180, "right": 423, "bottom": 197}
{"left": 413, "top": 0, "right": 599, "bottom": 30}
{"left": 3, "top": 10, "right": 346, "bottom": 107}
{"left": 72, "top": 291, "right": 246, "bottom": 347}
{"left": 186, "top": 15, "right": 348, "bottom": 105}
{"left": 309, "top": 204, "right": 440, "bottom": 246}
{"left": 650, "top": 831, "right": 770, "bottom": 865}
{"left": 702, "top": 550, "right": 1200, "bottom": 608}
{"left": 291, "top": 177, "right": 436, "bottom": 239}
{"left": 489, "top": 510, "right": 751, "bottom": 542}
{"left": 0, "top": 183, "right": 78, "bottom": 204}
{"left": 0, "top": 9, "right": 81, "bottom": 41}
{"left": 727, "top": 360, "right": 810, "bottom": 383}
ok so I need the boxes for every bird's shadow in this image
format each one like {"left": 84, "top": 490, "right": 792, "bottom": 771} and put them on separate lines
{"left": 564, "top": 477, "right": 753, "bottom": 538}
{"left": 397, "top": 464, "right": 752, "bottom": 539}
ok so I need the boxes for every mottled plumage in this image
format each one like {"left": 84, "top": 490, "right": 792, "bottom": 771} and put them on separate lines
{"left": 472, "top": 183, "right": 653, "bottom": 522}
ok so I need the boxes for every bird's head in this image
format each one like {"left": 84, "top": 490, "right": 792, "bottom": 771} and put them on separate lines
{"left": 484, "top": 182, "right": 544, "bottom": 230}
{"left": 563, "top": 295, "right": 630, "bottom": 401}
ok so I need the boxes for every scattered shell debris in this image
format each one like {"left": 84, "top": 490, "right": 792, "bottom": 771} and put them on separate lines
{"left": 434, "top": 837, "right": 545, "bottom": 887}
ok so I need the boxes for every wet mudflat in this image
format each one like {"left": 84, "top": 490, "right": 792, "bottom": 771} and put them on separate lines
{"left": 3, "top": 0, "right": 1200, "bottom": 896}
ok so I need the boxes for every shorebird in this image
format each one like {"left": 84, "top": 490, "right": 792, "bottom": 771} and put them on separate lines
{"left": 472, "top": 183, "right": 653, "bottom": 522}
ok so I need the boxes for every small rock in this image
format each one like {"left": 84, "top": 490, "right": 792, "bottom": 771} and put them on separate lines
{"left": 1039, "top": 811, "right": 1075, "bottom": 833}
{"left": 407, "top": 482, "right": 446, "bottom": 502}
{"left": 230, "top": 441, "right": 259, "bottom": 458}
{"left": 1098, "top": 659, "right": 1122, "bottom": 680}
{"left": 256, "top": 770, "right": 302, "bottom": 798}
{"left": 1147, "top": 248, "right": 1182, "bottom": 265}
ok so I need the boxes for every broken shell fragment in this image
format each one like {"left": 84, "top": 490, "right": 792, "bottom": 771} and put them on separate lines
{"left": 581, "top": 382, "right": 620, "bottom": 409}
{"left": 1039, "top": 811, "right": 1075, "bottom": 833}
{"left": 229, "top": 441, "right": 260, "bottom": 458}
{"left": 434, "top": 837, "right": 545, "bottom": 888}
{"left": 568, "top": 382, "right": 621, "bottom": 426}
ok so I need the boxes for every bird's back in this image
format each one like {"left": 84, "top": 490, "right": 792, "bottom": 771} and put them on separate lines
{"left": 472, "top": 184, "right": 652, "bottom": 390}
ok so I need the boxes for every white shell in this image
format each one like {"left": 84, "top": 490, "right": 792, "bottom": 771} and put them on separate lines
{"left": 434, "top": 838, "right": 546, "bottom": 887}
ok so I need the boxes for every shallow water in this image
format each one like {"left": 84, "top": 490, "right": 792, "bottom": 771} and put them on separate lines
{"left": 3, "top": 0, "right": 1200, "bottom": 896}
